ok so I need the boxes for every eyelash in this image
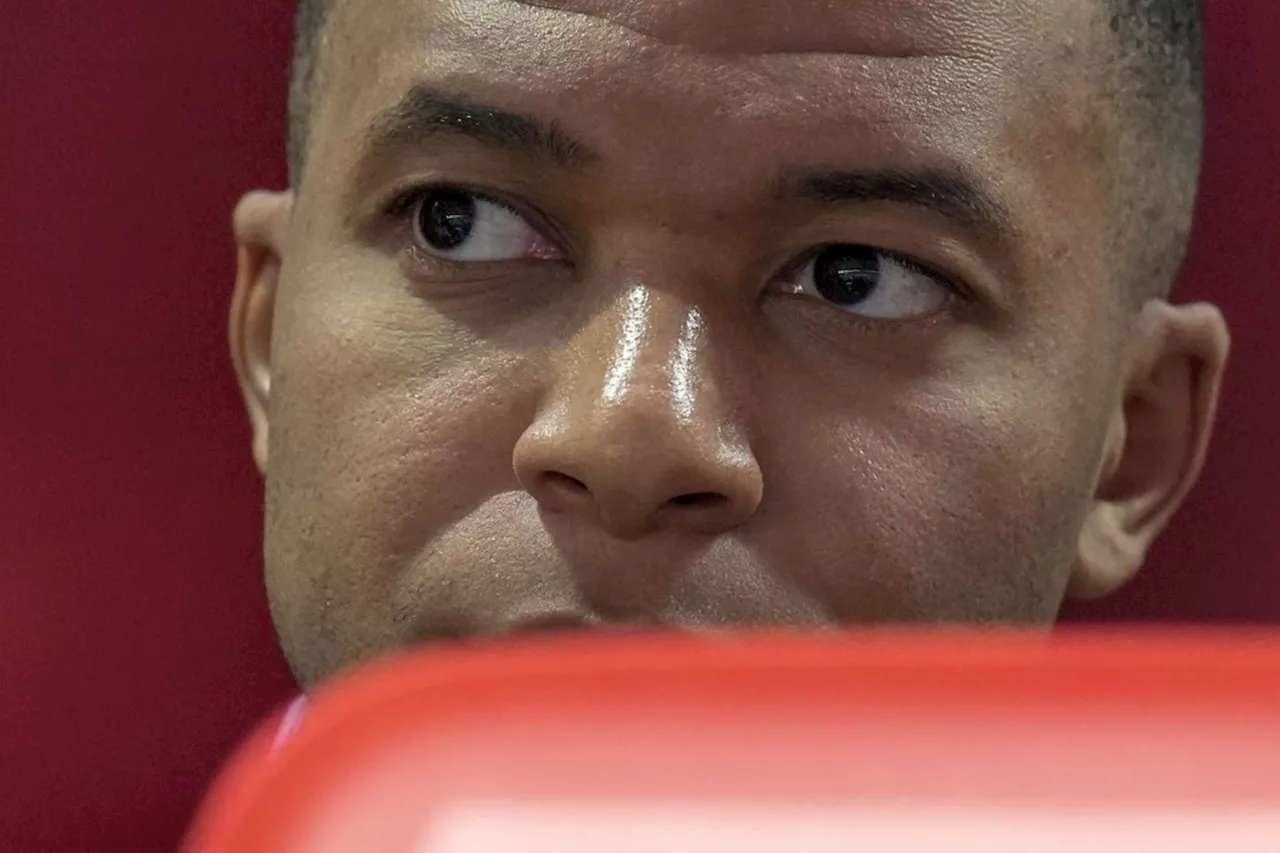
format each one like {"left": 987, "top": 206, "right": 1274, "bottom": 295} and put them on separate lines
{"left": 380, "top": 181, "right": 974, "bottom": 305}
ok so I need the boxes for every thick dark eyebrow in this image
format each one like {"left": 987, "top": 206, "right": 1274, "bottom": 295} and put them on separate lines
{"left": 361, "top": 86, "right": 596, "bottom": 168}
{"left": 779, "top": 168, "right": 1015, "bottom": 239}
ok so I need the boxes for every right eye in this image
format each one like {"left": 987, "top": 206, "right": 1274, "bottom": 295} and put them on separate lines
{"left": 409, "top": 187, "right": 562, "bottom": 262}
{"left": 781, "top": 243, "right": 954, "bottom": 321}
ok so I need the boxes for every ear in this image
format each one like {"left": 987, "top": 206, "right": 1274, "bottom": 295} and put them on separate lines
{"left": 230, "top": 190, "right": 293, "bottom": 475}
{"left": 1068, "top": 300, "right": 1230, "bottom": 600}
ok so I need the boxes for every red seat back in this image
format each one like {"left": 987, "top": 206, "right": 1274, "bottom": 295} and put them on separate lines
{"left": 186, "top": 631, "right": 1280, "bottom": 852}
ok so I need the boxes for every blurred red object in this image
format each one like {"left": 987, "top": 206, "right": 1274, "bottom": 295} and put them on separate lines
{"left": 185, "top": 630, "right": 1280, "bottom": 852}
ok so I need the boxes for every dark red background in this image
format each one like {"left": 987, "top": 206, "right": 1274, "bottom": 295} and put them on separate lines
{"left": 1, "top": 3, "right": 1276, "bottom": 851}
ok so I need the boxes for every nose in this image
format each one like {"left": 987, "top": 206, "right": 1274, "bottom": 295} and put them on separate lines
{"left": 513, "top": 286, "right": 763, "bottom": 539}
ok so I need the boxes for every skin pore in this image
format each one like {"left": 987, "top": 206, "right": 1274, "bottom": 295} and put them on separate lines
{"left": 231, "top": 0, "right": 1228, "bottom": 688}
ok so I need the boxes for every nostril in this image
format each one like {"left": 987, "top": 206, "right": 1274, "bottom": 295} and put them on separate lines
{"left": 669, "top": 492, "right": 729, "bottom": 509}
{"left": 542, "top": 471, "right": 590, "bottom": 494}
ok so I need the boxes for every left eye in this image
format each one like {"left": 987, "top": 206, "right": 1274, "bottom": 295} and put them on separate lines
{"left": 783, "top": 243, "right": 952, "bottom": 320}
{"left": 410, "top": 187, "right": 561, "bottom": 262}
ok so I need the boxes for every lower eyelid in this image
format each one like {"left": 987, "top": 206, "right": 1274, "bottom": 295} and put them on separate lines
{"left": 780, "top": 293, "right": 953, "bottom": 340}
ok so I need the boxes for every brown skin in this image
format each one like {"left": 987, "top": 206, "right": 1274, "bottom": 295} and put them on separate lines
{"left": 231, "top": 0, "right": 1229, "bottom": 688}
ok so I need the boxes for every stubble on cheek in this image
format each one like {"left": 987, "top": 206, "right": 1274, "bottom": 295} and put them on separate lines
{"left": 260, "top": 258, "right": 549, "bottom": 680}
{"left": 770, "top": 376, "right": 1100, "bottom": 626}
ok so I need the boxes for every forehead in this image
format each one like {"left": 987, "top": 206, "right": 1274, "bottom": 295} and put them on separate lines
{"left": 329, "top": 0, "right": 1095, "bottom": 60}
{"left": 321, "top": 0, "right": 1102, "bottom": 113}
{"left": 464, "top": 0, "right": 1051, "bottom": 56}
{"left": 317, "top": 0, "right": 1105, "bottom": 178}
{"left": 323, "top": 0, "right": 1100, "bottom": 131}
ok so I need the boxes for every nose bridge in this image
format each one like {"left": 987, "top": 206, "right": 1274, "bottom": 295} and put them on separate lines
{"left": 592, "top": 283, "right": 708, "bottom": 427}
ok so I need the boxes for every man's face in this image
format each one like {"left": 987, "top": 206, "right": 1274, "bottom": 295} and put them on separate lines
{"left": 233, "top": 0, "right": 1226, "bottom": 686}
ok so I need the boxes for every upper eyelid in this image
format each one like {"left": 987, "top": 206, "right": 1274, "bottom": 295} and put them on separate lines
{"left": 385, "top": 183, "right": 518, "bottom": 219}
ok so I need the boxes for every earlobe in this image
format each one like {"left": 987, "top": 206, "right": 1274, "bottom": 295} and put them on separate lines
{"left": 1069, "top": 300, "right": 1230, "bottom": 600}
{"left": 230, "top": 190, "right": 294, "bottom": 475}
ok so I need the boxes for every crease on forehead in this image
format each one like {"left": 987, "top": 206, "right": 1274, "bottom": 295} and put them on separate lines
{"left": 329, "top": 0, "right": 1016, "bottom": 122}
{"left": 505, "top": 0, "right": 1043, "bottom": 62}
{"left": 321, "top": 0, "right": 1103, "bottom": 168}
{"left": 329, "top": 0, "right": 1097, "bottom": 110}
{"left": 323, "top": 2, "right": 1022, "bottom": 186}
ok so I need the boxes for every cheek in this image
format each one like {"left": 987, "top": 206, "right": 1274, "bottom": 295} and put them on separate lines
{"left": 759, "top": 373, "right": 1104, "bottom": 623}
{"left": 262, "top": 277, "right": 542, "bottom": 675}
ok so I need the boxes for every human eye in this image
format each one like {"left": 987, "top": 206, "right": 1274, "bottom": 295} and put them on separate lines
{"left": 405, "top": 185, "right": 563, "bottom": 263}
{"left": 779, "top": 243, "right": 956, "bottom": 321}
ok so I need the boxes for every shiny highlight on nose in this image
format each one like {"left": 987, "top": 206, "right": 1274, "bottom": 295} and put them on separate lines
{"left": 669, "top": 308, "right": 705, "bottom": 423}
{"left": 602, "top": 285, "right": 651, "bottom": 404}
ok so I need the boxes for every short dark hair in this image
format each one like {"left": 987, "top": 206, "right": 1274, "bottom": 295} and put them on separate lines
{"left": 286, "top": 0, "right": 332, "bottom": 188}
{"left": 285, "top": 0, "right": 1204, "bottom": 298}
{"left": 1105, "top": 0, "right": 1205, "bottom": 299}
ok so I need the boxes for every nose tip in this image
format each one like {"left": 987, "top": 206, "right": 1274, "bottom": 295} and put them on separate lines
{"left": 516, "top": 285, "right": 761, "bottom": 539}
{"left": 515, "top": 436, "right": 763, "bottom": 539}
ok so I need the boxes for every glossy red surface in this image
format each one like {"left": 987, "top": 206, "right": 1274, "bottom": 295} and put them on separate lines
{"left": 185, "top": 631, "right": 1280, "bottom": 853}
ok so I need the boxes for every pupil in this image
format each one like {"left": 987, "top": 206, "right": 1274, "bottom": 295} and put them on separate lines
{"left": 812, "top": 244, "right": 880, "bottom": 306}
{"left": 419, "top": 189, "right": 475, "bottom": 250}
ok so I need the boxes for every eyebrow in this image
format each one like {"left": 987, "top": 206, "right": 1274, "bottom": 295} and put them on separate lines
{"left": 779, "top": 168, "right": 1015, "bottom": 239}
{"left": 358, "top": 88, "right": 1012, "bottom": 239}
{"left": 362, "top": 86, "right": 596, "bottom": 168}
